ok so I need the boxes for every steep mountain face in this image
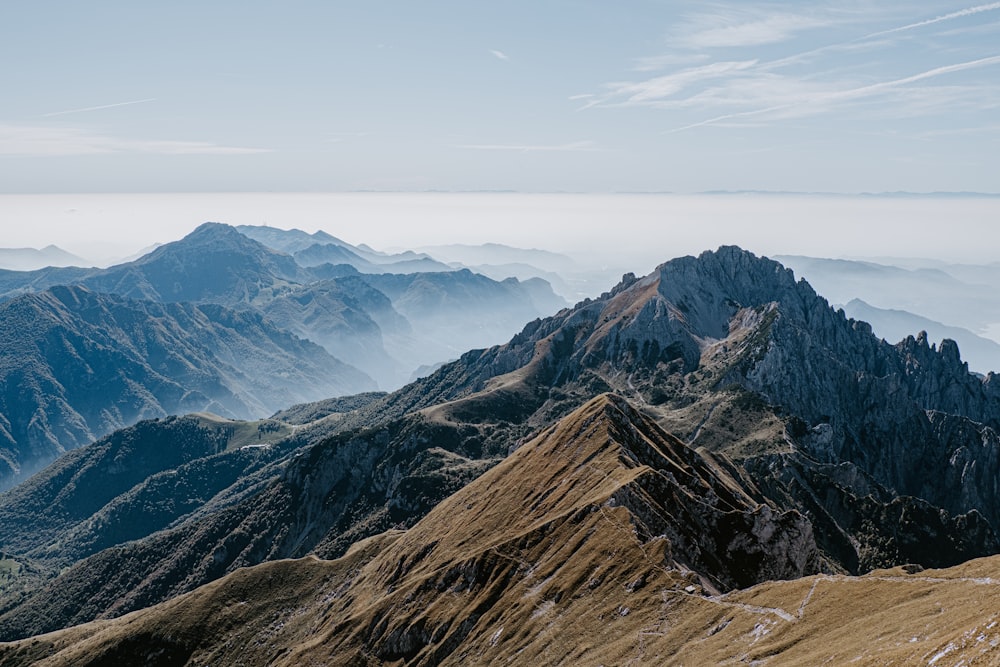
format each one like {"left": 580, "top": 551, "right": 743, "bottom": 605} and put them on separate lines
{"left": 0, "top": 395, "right": 826, "bottom": 665}
{"left": 0, "top": 284, "right": 373, "bottom": 487}
{"left": 843, "top": 298, "right": 1000, "bottom": 374}
{"left": 0, "top": 223, "right": 568, "bottom": 391}
{"left": 83, "top": 222, "right": 307, "bottom": 306}
{"left": 8, "top": 394, "right": 1000, "bottom": 666}
{"left": 1, "top": 245, "right": 999, "bottom": 654}
{"left": 323, "top": 246, "right": 1000, "bottom": 571}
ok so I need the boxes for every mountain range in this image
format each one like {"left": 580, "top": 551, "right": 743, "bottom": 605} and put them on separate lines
{"left": 2, "top": 246, "right": 1000, "bottom": 664}
{"left": 842, "top": 297, "right": 1000, "bottom": 374}
{"left": 0, "top": 246, "right": 88, "bottom": 273}
{"left": 776, "top": 254, "right": 1000, "bottom": 360}
{"left": 0, "top": 284, "right": 373, "bottom": 489}
{"left": 0, "top": 223, "right": 565, "bottom": 487}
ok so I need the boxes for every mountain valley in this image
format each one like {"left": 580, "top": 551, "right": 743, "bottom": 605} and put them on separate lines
{"left": 0, "top": 224, "right": 565, "bottom": 487}
{"left": 0, "top": 242, "right": 999, "bottom": 664}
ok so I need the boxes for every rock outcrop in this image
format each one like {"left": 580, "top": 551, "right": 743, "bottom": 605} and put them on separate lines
{"left": 2, "top": 244, "right": 999, "bottom": 649}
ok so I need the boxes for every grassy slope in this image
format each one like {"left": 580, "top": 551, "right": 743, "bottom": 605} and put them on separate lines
{"left": 7, "top": 395, "right": 996, "bottom": 666}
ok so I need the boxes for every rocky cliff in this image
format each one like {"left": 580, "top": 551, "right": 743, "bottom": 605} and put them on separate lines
{"left": 1, "top": 245, "right": 998, "bottom": 650}
{"left": 6, "top": 394, "right": 1000, "bottom": 666}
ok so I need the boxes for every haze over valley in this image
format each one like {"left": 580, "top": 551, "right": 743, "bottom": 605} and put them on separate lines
{"left": 3, "top": 1, "right": 1000, "bottom": 664}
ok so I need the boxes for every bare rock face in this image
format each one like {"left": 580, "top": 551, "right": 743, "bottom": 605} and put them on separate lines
{"left": 0, "top": 394, "right": 825, "bottom": 666}
{"left": 2, "top": 244, "right": 999, "bottom": 651}
{"left": 348, "top": 246, "right": 1000, "bottom": 574}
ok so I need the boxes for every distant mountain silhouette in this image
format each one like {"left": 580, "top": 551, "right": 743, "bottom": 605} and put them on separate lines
{"left": 0, "top": 223, "right": 567, "bottom": 390}
{"left": 0, "top": 246, "right": 89, "bottom": 272}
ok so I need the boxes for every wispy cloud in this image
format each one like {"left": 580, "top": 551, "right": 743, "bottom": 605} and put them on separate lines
{"left": 41, "top": 98, "right": 157, "bottom": 118}
{"left": 0, "top": 124, "right": 270, "bottom": 156}
{"left": 582, "top": 1, "right": 1000, "bottom": 137}
{"left": 490, "top": 49, "right": 510, "bottom": 61}
{"left": 829, "top": 55, "right": 1000, "bottom": 100}
{"left": 584, "top": 60, "right": 758, "bottom": 109}
{"left": 676, "top": 10, "right": 835, "bottom": 49}
{"left": 632, "top": 53, "right": 710, "bottom": 72}
{"left": 458, "top": 140, "right": 598, "bottom": 152}
{"left": 865, "top": 2, "right": 1000, "bottom": 39}
{"left": 666, "top": 105, "right": 792, "bottom": 133}
{"left": 664, "top": 55, "right": 1000, "bottom": 131}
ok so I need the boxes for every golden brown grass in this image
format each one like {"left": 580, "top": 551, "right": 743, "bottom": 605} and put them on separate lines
{"left": 4, "top": 395, "right": 1000, "bottom": 666}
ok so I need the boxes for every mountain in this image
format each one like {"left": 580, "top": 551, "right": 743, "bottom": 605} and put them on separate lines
{"left": 415, "top": 242, "right": 578, "bottom": 273}
{"left": 232, "top": 225, "right": 349, "bottom": 255}
{"left": 0, "top": 223, "right": 568, "bottom": 390}
{"left": 415, "top": 242, "right": 619, "bottom": 300}
{"left": 360, "top": 269, "right": 566, "bottom": 363}
{"left": 1, "top": 246, "right": 999, "bottom": 654}
{"left": 0, "top": 265, "right": 94, "bottom": 304}
{"left": 0, "top": 246, "right": 88, "bottom": 272}
{"left": 775, "top": 254, "right": 1000, "bottom": 338}
{"left": 0, "top": 399, "right": 493, "bottom": 639}
{"left": 0, "top": 223, "right": 304, "bottom": 307}
{"left": 292, "top": 242, "right": 452, "bottom": 273}
{"left": 4, "top": 395, "right": 1000, "bottom": 665}
{"left": 83, "top": 222, "right": 307, "bottom": 306}
{"left": 0, "top": 284, "right": 374, "bottom": 488}
{"left": 259, "top": 276, "right": 411, "bottom": 387}
{"left": 842, "top": 298, "right": 1000, "bottom": 373}
{"left": 329, "top": 246, "right": 1000, "bottom": 570}
{"left": 237, "top": 224, "right": 446, "bottom": 271}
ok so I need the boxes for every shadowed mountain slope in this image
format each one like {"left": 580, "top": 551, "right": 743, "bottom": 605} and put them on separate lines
{"left": 1, "top": 246, "right": 998, "bottom": 651}
{"left": 843, "top": 297, "right": 1000, "bottom": 374}
{"left": 0, "top": 223, "right": 567, "bottom": 390}
{"left": 0, "top": 284, "right": 373, "bottom": 488}
{"left": 5, "top": 394, "right": 1000, "bottom": 666}
{"left": 0, "top": 404, "right": 495, "bottom": 639}
{"left": 326, "top": 246, "right": 1000, "bottom": 571}
{"left": 0, "top": 394, "right": 820, "bottom": 665}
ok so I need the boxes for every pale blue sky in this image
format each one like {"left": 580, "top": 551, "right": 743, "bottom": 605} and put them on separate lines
{"left": 2, "top": 1, "right": 999, "bottom": 193}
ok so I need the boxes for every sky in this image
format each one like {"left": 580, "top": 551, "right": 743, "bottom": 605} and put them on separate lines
{"left": 2, "top": 1, "right": 1000, "bottom": 194}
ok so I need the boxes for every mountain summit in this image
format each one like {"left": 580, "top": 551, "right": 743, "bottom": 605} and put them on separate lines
{"left": 0, "top": 394, "right": 819, "bottom": 665}
{"left": 2, "top": 246, "right": 1000, "bottom": 663}
{"left": 341, "top": 246, "right": 1000, "bottom": 571}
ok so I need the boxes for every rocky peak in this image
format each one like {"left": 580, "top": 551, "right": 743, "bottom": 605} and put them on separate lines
{"left": 86, "top": 222, "right": 306, "bottom": 305}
